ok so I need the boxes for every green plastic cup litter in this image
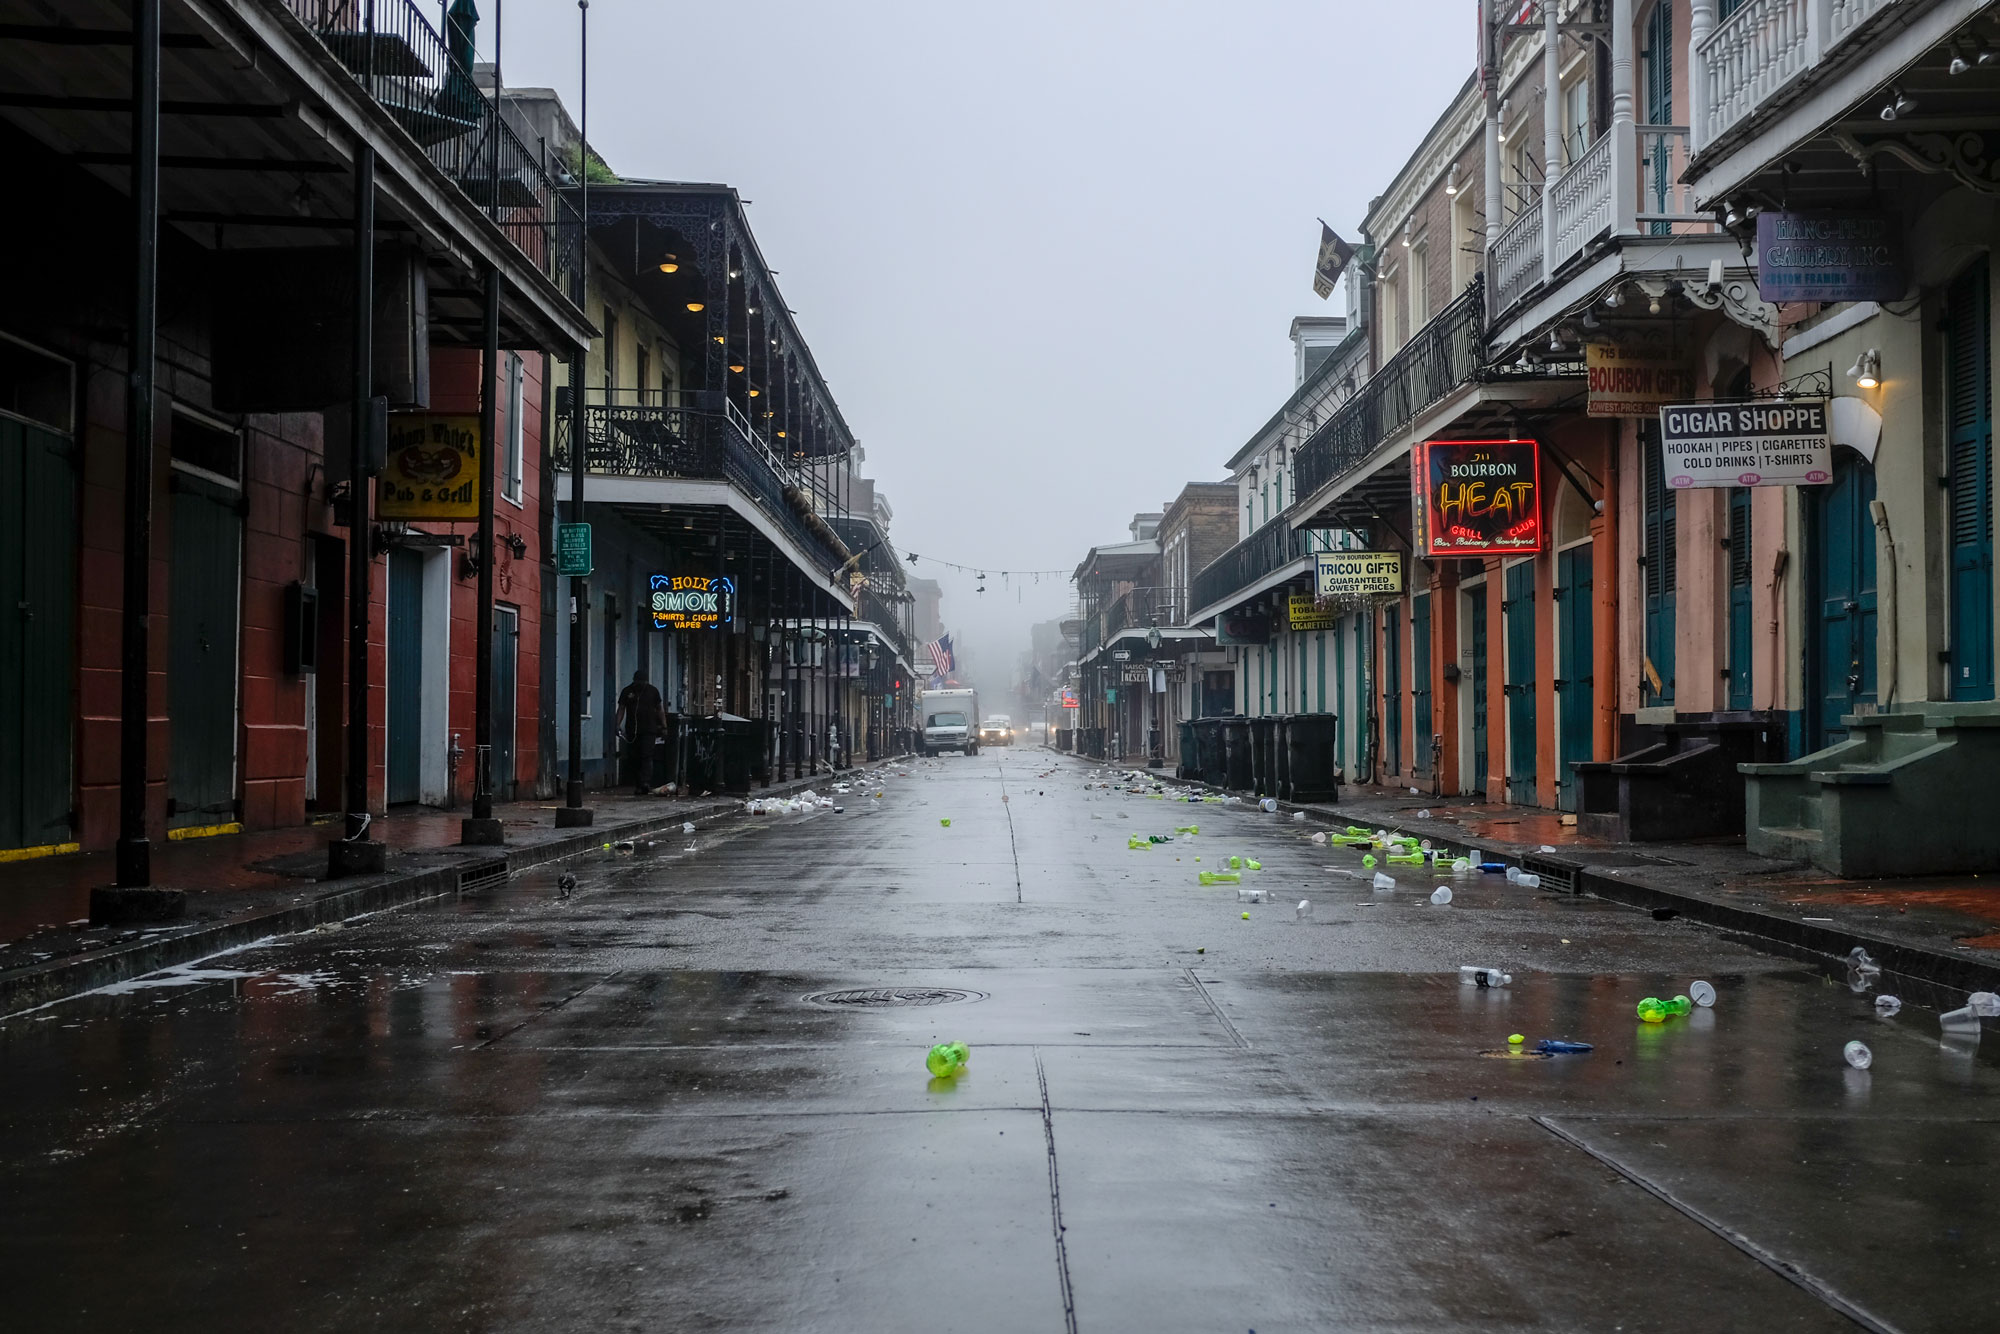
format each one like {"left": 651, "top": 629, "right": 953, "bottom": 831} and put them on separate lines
{"left": 1386, "top": 852, "right": 1423, "bottom": 866}
{"left": 1199, "top": 871, "right": 1242, "bottom": 885}
{"left": 1361, "top": 853, "right": 1378, "bottom": 869}
{"left": 1228, "top": 855, "right": 1243, "bottom": 869}
{"left": 1245, "top": 858, "right": 1262, "bottom": 871}
{"left": 1128, "top": 836, "right": 1151, "bottom": 850}
{"left": 1635, "top": 994, "right": 1693, "bottom": 1023}
{"left": 925, "top": 1041, "right": 970, "bottom": 1078}
{"left": 940, "top": 818, "right": 951, "bottom": 827}
{"left": 1175, "top": 825, "right": 1199, "bottom": 835}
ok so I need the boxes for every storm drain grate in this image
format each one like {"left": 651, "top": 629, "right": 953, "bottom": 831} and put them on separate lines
{"left": 458, "top": 861, "right": 509, "bottom": 894}
{"left": 802, "top": 987, "right": 987, "bottom": 1009}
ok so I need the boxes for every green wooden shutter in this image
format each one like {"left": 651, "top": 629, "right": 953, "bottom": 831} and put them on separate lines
{"left": 1726, "top": 487, "right": 1754, "bottom": 710}
{"left": 1947, "top": 260, "right": 1994, "bottom": 701}
{"left": 1642, "top": 422, "right": 1677, "bottom": 704}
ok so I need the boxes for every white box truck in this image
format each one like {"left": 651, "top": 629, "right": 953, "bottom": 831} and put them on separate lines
{"left": 920, "top": 688, "right": 981, "bottom": 756}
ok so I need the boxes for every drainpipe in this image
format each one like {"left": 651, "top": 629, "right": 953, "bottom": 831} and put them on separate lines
{"left": 1870, "top": 499, "right": 1897, "bottom": 707}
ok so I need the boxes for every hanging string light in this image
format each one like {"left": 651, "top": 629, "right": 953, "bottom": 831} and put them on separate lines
{"left": 901, "top": 552, "right": 1073, "bottom": 579}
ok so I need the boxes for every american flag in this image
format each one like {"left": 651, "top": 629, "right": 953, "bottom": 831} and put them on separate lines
{"left": 926, "top": 633, "right": 954, "bottom": 677}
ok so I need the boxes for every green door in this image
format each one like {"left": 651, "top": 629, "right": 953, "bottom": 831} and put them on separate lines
{"left": 1726, "top": 488, "right": 1754, "bottom": 710}
{"left": 0, "top": 418, "right": 76, "bottom": 851}
{"left": 1410, "top": 593, "right": 1432, "bottom": 776}
{"left": 168, "top": 478, "right": 241, "bottom": 828}
{"left": 1469, "top": 592, "right": 1488, "bottom": 790}
{"left": 1503, "top": 561, "right": 1537, "bottom": 805}
{"left": 1947, "top": 260, "right": 1993, "bottom": 701}
{"left": 1641, "top": 420, "right": 1677, "bottom": 705}
{"left": 1334, "top": 618, "right": 1347, "bottom": 769}
{"left": 387, "top": 549, "right": 425, "bottom": 804}
{"left": 1382, "top": 603, "right": 1402, "bottom": 774}
{"left": 493, "top": 604, "right": 519, "bottom": 796}
{"left": 1555, "top": 546, "right": 1594, "bottom": 812}
{"left": 1805, "top": 455, "right": 1878, "bottom": 750}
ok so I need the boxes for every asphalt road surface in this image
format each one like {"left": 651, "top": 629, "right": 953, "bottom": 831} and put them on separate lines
{"left": 3, "top": 752, "right": 1995, "bottom": 1332}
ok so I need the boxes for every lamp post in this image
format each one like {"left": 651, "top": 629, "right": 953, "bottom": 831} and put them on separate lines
{"left": 557, "top": 0, "right": 595, "bottom": 827}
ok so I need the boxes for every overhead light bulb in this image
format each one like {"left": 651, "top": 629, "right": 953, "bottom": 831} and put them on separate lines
{"left": 777, "top": 430, "right": 787, "bottom": 438}
{"left": 658, "top": 254, "right": 679, "bottom": 273}
{"left": 1445, "top": 164, "right": 1460, "bottom": 196}
{"left": 1648, "top": 295, "right": 1662, "bottom": 315}
{"left": 1549, "top": 329, "right": 1565, "bottom": 353}
{"left": 1582, "top": 310, "right": 1601, "bottom": 330}
{"left": 712, "top": 335, "right": 725, "bottom": 344}
{"left": 729, "top": 362, "right": 745, "bottom": 373}
{"left": 748, "top": 388, "right": 761, "bottom": 397}
{"left": 1950, "top": 51, "right": 1972, "bottom": 75}
{"left": 1604, "top": 288, "right": 1623, "bottom": 309}
{"left": 728, "top": 268, "right": 742, "bottom": 279}
{"left": 686, "top": 301, "right": 705, "bottom": 312}
{"left": 1723, "top": 200, "right": 1744, "bottom": 229}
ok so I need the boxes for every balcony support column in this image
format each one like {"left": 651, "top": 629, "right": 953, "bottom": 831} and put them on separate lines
{"left": 1687, "top": 0, "right": 1713, "bottom": 154}
{"left": 1613, "top": 0, "right": 1639, "bottom": 235}
{"left": 1542, "top": 0, "right": 1562, "bottom": 283}
{"left": 463, "top": 267, "right": 504, "bottom": 844}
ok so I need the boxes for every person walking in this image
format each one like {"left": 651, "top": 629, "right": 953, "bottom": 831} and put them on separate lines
{"left": 612, "top": 669, "right": 665, "bottom": 795}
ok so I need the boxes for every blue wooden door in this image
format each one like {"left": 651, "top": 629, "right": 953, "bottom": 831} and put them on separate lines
{"left": 168, "top": 479, "right": 242, "bottom": 827}
{"left": 387, "top": 549, "right": 425, "bottom": 804}
{"left": 1469, "top": 593, "right": 1488, "bottom": 790}
{"left": 1726, "top": 487, "right": 1754, "bottom": 710}
{"left": 1555, "top": 545, "right": 1594, "bottom": 813}
{"left": 1947, "top": 260, "right": 1993, "bottom": 700}
{"left": 1806, "top": 455, "right": 1877, "bottom": 750}
{"left": 0, "top": 418, "right": 76, "bottom": 850}
{"left": 1382, "top": 603, "right": 1402, "bottom": 774}
{"left": 1503, "top": 562, "right": 1537, "bottom": 804}
{"left": 1641, "top": 421, "right": 1676, "bottom": 705}
{"left": 1411, "top": 593, "right": 1432, "bottom": 776}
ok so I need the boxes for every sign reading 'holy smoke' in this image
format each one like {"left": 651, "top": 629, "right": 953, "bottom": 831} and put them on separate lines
{"left": 1657, "top": 400, "right": 1831, "bottom": 488}
{"left": 649, "top": 573, "right": 735, "bottom": 630}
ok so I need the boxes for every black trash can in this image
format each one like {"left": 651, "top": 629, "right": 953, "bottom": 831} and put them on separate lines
{"left": 1222, "top": 718, "right": 1252, "bottom": 790}
{"left": 1284, "top": 713, "right": 1340, "bottom": 803}
{"left": 1176, "top": 721, "right": 1196, "bottom": 779}
{"left": 1248, "top": 716, "right": 1278, "bottom": 796}
{"left": 1195, "top": 718, "right": 1226, "bottom": 786}
{"left": 1273, "top": 716, "right": 1294, "bottom": 801}
{"left": 1056, "top": 728, "right": 1073, "bottom": 753}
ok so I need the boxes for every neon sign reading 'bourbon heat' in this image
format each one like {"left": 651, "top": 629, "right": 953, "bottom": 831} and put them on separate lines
{"left": 1411, "top": 439, "right": 1544, "bottom": 558}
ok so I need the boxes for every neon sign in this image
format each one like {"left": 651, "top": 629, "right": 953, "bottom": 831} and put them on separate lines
{"left": 649, "top": 573, "right": 735, "bottom": 630}
{"left": 1412, "top": 439, "right": 1544, "bottom": 557}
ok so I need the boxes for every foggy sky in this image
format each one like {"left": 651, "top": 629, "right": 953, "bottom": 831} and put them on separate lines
{"left": 496, "top": 0, "right": 1472, "bottom": 700}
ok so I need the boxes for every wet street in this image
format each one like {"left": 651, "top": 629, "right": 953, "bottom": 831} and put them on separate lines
{"left": 3, "top": 752, "right": 1996, "bottom": 1333}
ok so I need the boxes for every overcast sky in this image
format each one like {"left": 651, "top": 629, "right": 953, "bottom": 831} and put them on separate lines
{"left": 498, "top": 0, "right": 1472, "bottom": 701}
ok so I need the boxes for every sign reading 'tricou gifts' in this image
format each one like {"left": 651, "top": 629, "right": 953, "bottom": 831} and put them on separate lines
{"left": 1657, "top": 400, "right": 1831, "bottom": 488}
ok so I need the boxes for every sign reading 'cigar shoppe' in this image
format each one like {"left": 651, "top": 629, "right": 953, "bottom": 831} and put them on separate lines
{"left": 1412, "top": 438, "right": 1544, "bottom": 557}
{"left": 1657, "top": 399, "right": 1831, "bottom": 488}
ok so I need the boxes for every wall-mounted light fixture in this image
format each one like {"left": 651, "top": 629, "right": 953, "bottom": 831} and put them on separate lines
{"left": 1879, "top": 87, "right": 1918, "bottom": 121}
{"left": 1444, "top": 163, "right": 1460, "bottom": 196}
{"left": 1848, "top": 348, "right": 1882, "bottom": 389}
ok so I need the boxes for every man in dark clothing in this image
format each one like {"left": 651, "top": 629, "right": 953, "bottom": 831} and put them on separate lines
{"left": 612, "top": 669, "right": 665, "bottom": 794}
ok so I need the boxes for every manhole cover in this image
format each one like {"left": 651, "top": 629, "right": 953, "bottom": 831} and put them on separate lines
{"left": 802, "top": 987, "right": 987, "bottom": 1009}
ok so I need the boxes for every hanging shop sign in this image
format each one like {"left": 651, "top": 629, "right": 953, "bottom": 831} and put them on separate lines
{"left": 1755, "top": 211, "right": 1904, "bottom": 304}
{"left": 378, "top": 414, "right": 479, "bottom": 520}
{"left": 1412, "top": 438, "right": 1544, "bottom": 557}
{"left": 1215, "top": 612, "right": 1272, "bottom": 646}
{"left": 1314, "top": 550, "right": 1403, "bottom": 597}
{"left": 1287, "top": 593, "right": 1339, "bottom": 632}
{"left": 1121, "top": 664, "right": 1150, "bottom": 683}
{"left": 1657, "top": 400, "right": 1831, "bottom": 488}
{"left": 648, "top": 573, "right": 735, "bottom": 630}
{"left": 1585, "top": 344, "right": 1697, "bottom": 418}
{"left": 1060, "top": 688, "right": 1079, "bottom": 709}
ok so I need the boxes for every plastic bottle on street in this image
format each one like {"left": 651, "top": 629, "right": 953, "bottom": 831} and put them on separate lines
{"left": 926, "top": 1041, "right": 971, "bottom": 1078}
{"left": 1236, "top": 887, "right": 1266, "bottom": 904}
{"left": 1843, "top": 1040, "right": 1873, "bottom": 1070}
{"left": 1458, "top": 966, "right": 1512, "bottom": 988}
{"left": 1873, "top": 995, "right": 1902, "bottom": 1016}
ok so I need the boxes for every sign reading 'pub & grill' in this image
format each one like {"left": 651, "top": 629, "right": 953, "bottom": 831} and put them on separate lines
{"left": 649, "top": 573, "right": 735, "bottom": 630}
{"left": 1412, "top": 438, "right": 1544, "bottom": 557}
{"left": 379, "top": 414, "right": 480, "bottom": 520}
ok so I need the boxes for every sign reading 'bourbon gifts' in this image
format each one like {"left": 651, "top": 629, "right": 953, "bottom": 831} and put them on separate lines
{"left": 1412, "top": 438, "right": 1544, "bottom": 557}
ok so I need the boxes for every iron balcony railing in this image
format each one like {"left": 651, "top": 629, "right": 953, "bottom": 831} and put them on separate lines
{"left": 1189, "top": 522, "right": 1315, "bottom": 620}
{"left": 856, "top": 586, "right": 911, "bottom": 663}
{"left": 554, "top": 404, "right": 846, "bottom": 571}
{"left": 1078, "top": 613, "right": 1103, "bottom": 656}
{"left": 280, "top": 0, "right": 582, "bottom": 291}
{"left": 1293, "top": 276, "right": 1484, "bottom": 503}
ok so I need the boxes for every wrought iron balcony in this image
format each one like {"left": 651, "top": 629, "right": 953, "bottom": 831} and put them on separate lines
{"left": 279, "top": 0, "right": 581, "bottom": 290}
{"left": 855, "top": 586, "right": 912, "bottom": 663}
{"left": 1189, "top": 522, "right": 1315, "bottom": 621}
{"left": 1697, "top": 0, "right": 1898, "bottom": 150}
{"left": 1293, "top": 277, "right": 1485, "bottom": 505}
{"left": 553, "top": 401, "right": 847, "bottom": 571}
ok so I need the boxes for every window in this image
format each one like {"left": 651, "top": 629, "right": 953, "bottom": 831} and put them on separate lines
{"left": 1562, "top": 76, "right": 1591, "bottom": 166}
{"left": 502, "top": 352, "right": 524, "bottom": 505}
{"left": 1378, "top": 270, "right": 1402, "bottom": 352}
{"left": 1451, "top": 189, "right": 1478, "bottom": 291}
{"left": 1409, "top": 238, "right": 1430, "bottom": 328}
{"left": 635, "top": 344, "right": 651, "bottom": 406}
{"left": 601, "top": 307, "right": 619, "bottom": 400}
{"left": 1506, "top": 141, "right": 1535, "bottom": 223}
{"left": 659, "top": 343, "right": 676, "bottom": 404}
{"left": 170, "top": 407, "right": 242, "bottom": 484}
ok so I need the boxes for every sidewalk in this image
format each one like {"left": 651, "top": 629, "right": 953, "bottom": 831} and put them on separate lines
{"left": 1063, "top": 751, "right": 2000, "bottom": 997}
{"left": 0, "top": 764, "right": 890, "bottom": 1014}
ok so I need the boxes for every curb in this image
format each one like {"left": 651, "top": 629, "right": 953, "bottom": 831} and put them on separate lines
{"left": 1056, "top": 751, "right": 2000, "bottom": 999}
{"left": 0, "top": 762, "right": 897, "bottom": 1017}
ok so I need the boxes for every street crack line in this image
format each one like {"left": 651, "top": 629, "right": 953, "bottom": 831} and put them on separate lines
{"left": 1034, "top": 1049, "right": 1080, "bottom": 1334}
{"left": 1534, "top": 1116, "right": 1903, "bottom": 1334}
{"left": 997, "top": 753, "right": 1024, "bottom": 904}
{"left": 474, "top": 970, "right": 622, "bottom": 1050}
{"left": 1183, "top": 967, "right": 1250, "bottom": 1049}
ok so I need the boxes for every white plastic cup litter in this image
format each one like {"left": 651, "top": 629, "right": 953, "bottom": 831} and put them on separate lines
{"left": 1843, "top": 1040, "right": 1873, "bottom": 1070}
{"left": 1873, "top": 995, "right": 1902, "bottom": 1016}
{"left": 1430, "top": 886, "right": 1453, "bottom": 906}
{"left": 1296, "top": 900, "right": 1312, "bottom": 920}
{"left": 1416, "top": 808, "right": 1432, "bottom": 820}
{"left": 1971, "top": 992, "right": 2000, "bottom": 1018}
{"left": 1505, "top": 867, "right": 1522, "bottom": 884}
{"left": 1940, "top": 1005, "right": 1982, "bottom": 1035}
{"left": 681, "top": 822, "right": 696, "bottom": 835}
{"left": 1293, "top": 811, "right": 1306, "bottom": 823}
{"left": 1371, "top": 872, "right": 1396, "bottom": 892}
{"left": 1311, "top": 832, "right": 1327, "bottom": 845}
{"left": 1518, "top": 873, "right": 1541, "bottom": 889}
{"left": 1689, "top": 980, "right": 1716, "bottom": 1008}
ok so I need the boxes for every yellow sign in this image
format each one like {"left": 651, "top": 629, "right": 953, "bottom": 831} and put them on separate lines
{"left": 378, "top": 414, "right": 480, "bottom": 520}
{"left": 1315, "top": 550, "right": 1403, "bottom": 597}
{"left": 1585, "top": 343, "right": 1696, "bottom": 419}
{"left": 1288, "top": 593, "right": 1339, "bottom": 631}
